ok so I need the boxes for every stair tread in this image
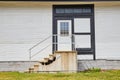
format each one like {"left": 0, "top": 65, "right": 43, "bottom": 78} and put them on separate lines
{"left": 34, "top": 64, "right": 39, "bottom": 67}
{"left": 29, "top": 67, "right": 34, "bottom": 69}
{"left": 26, "top": 53, "right": 57, "bottom": 73}
{"left": 39, "top": 60, "right": 45, "bottom": 63}
{"left": 34, "top": 63, "right": 39, "bottom": 65}
{"left": 44, "top": 58, "right": 49, "bottom": 60}
{"left": 49, "top": 54, "right": 55, "bottom": 56}
{"left": 39, "top": 60, "right": 48, "bottom": 63}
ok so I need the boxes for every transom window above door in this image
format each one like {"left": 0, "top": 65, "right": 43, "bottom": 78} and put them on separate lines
{"left": 54, "top": 5, "right": 93, "bottom": 15}
{"left": 55, "top": 8, "right": 92, "bottom": 14}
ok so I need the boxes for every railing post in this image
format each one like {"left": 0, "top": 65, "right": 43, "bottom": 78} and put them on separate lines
{"left": 73, "top": 34, "right": 75, "bottom": 51}
{"left": 53, "top": 34, "right": 57, "bottom": 52}
{"left": 29, "top": 49, "right": 32, "bottom": 67}
{"left": 55, "top": 34, "right": 57, "bottom": 51}
{"left": 29, "top": 49, "right": 31, "bottom": 61}
{"left": 72, "top": 34, "right": 75, "bottom": 51}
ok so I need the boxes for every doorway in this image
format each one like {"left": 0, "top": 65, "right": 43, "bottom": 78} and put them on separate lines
{"left": 53, "top": 4, "right": 96, "bottom": 60}
{"left": 57, "top": 20, "right": 72, "bottom": 51}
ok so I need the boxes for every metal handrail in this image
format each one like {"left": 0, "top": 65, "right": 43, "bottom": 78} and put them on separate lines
{"left": 31, "top": 44, "right": 51, "bottom": 59}
{"left": 29, "top": 34, "right": 75, "bottom": 61}
{"left": 29, "top": 35, "right": 52, "bottom": 60}
{"left": 29, "top": 35, "right": 51, "bottom": 50}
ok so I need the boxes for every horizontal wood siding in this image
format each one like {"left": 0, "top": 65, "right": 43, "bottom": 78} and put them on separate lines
{"left": 0, "top": 2, "right": 120, "bottom": 61}
{"left": 0, "top": 5, "right": 52, "bottom": 61}
{"left": 95, "top": 4, "right": 120, "bottom": 59}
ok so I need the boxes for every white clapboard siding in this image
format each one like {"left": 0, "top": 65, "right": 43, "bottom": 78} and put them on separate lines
{"left": 95, "top": 5, "right": 120, "bottom": 59}
{"left": 0, "top": 5, "right": 52, "bottom": 61}
{"left": 0, "top": 2, "right": 120, "bottom": 61}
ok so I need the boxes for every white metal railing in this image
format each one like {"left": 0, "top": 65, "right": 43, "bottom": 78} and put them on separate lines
{"left": 28, "top": 34, "right": 75, "bottom": 61}
{"left": 29, "top": 35, "right": 52, "bottom": 61}
{"left": 53, "top": 34, "right": 75, "bottom": 51}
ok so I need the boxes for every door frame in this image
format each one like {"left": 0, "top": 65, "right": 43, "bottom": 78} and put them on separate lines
{"left": 53, "top": 4, "right": 96, "bottom": 60}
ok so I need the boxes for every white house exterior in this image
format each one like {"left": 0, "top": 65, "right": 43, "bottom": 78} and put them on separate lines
{"left": 0, "top": 1, "right": 120, "bottom": 61}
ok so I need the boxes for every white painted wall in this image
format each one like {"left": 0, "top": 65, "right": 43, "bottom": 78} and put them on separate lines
{"left": 95, "top": 5, "right": 120, "bottom": 59}
{"left": 0, "top": 5, "right": 52, "bottom": 61}
{"left": 0, "top": 2, "right": 120, "bottom": 61}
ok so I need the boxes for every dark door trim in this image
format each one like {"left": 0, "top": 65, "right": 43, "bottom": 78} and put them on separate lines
{"left": 53, "top": 4, "right": 96, "bottom": 60}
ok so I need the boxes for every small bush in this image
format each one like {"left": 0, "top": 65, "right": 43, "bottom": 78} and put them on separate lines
{"left": 87, "top": 67, "right": 101, "bottom": 72}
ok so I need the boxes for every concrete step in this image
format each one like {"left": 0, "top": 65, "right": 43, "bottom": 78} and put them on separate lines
{"left": 26, "top": 54, "right": 57, "bottom": 73}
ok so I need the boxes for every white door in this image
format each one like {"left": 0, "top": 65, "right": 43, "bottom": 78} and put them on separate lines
{"left": 57, "top": 20, "right": 72, "bottom": 51}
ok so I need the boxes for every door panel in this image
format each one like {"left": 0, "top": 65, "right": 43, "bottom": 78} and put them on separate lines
{"left": 57, "top": 20, "right": 72, "bottom": 51}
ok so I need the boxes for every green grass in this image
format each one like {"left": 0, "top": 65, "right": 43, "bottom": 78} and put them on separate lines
{"left": 0, "top": 70, "right": 120, "bottom": 80}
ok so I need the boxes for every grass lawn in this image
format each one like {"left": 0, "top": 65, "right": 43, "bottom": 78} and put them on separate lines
{"left": 0, "top": 70, "right": 120, "bottom": 80}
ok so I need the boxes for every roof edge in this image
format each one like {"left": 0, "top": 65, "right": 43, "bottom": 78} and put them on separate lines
{"left": 0, "top": 0, "right": 120, "bottom": 2}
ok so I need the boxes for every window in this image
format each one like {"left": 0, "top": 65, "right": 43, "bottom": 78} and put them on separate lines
{"left": 55, "top": 7, "right": 91, "bottom": 14}
{"left": 56, "top": 8, "right": 64, "bottom": 13}
{"left": 75, "top": 35, "right": 91, "bottom": 48}
{"left": 74, "top": 18, "right": 90, "bottom": 33}
{"left": 65, "top": 8, "right": 73, "bottom": 13}
{"left": 60, "top": 22, "right": 69, "bottom": 36}
{"left": 74, "top": 8, "right": 82, "bottom": 13}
